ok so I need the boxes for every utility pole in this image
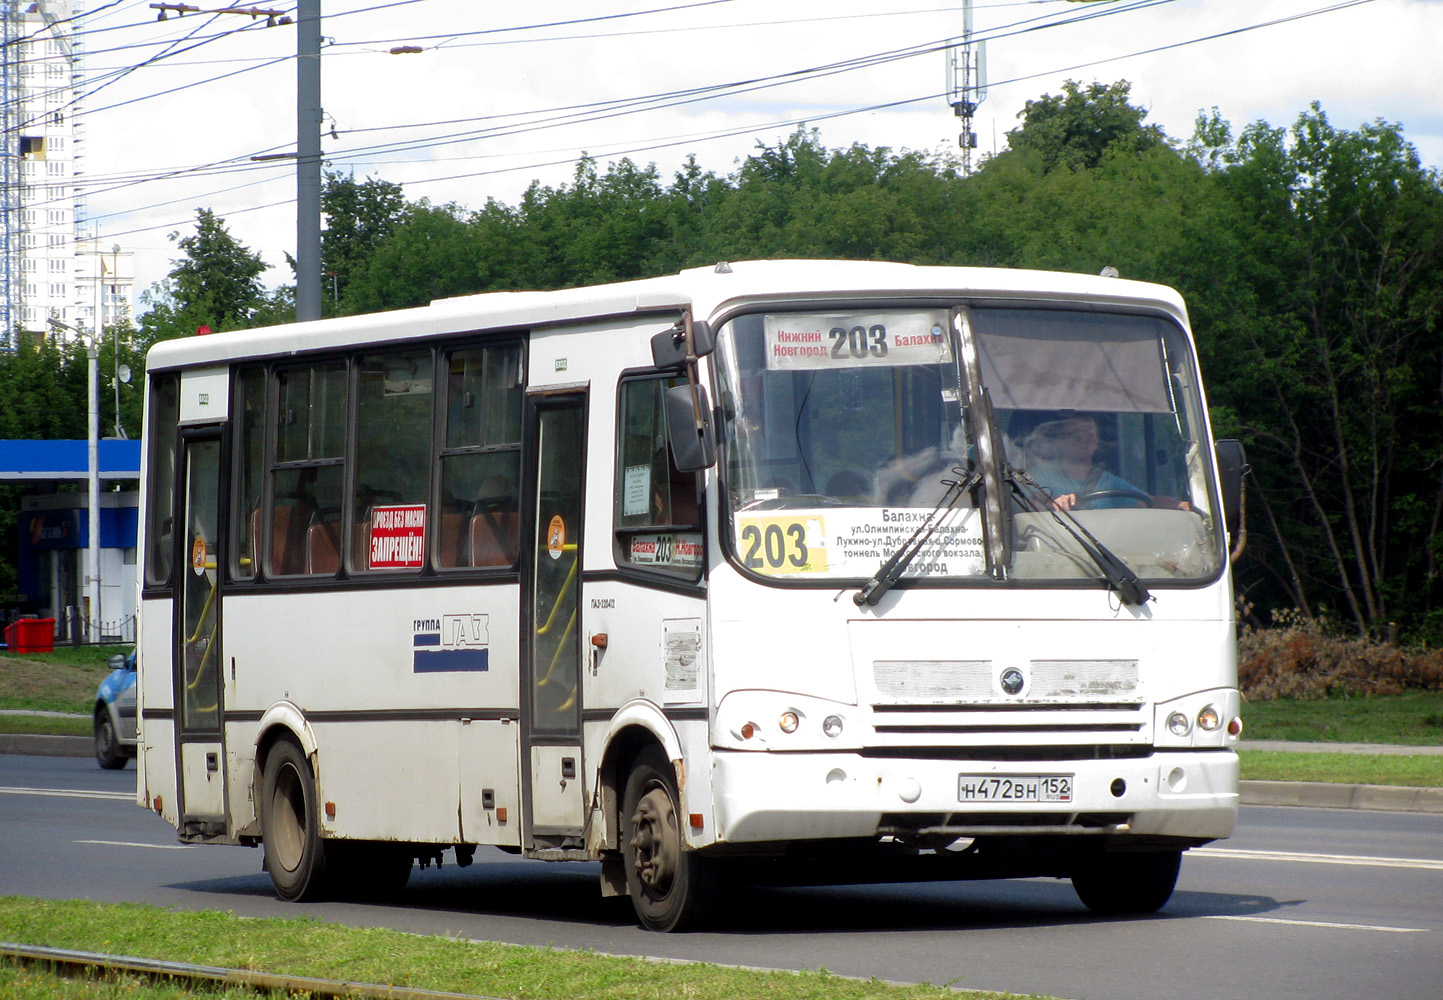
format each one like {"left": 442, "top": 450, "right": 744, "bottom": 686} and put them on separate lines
{"left": 87, "top": 334, "right": 99, "bottom": 641}
{"left": 945, "top": 0, "right": 988, "bottom": 174}
{"left": 296, "top": 0, "right": 322, "bottom": 322}
{"left": 151, "top": 4, "right": 317, "bottom": 322}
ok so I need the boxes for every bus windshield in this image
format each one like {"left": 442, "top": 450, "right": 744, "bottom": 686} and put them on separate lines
{"left": 714, "top": 305, "right": 1225, "bottom": 586}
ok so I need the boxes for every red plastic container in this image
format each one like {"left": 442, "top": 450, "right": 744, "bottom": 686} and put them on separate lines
{"left": 5, "top": 618, "right": 56, "bottom": 654}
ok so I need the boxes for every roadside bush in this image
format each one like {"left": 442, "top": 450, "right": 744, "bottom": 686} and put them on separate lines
{"left": 1238, "top": 609, "right": 1443, "bottom": 700}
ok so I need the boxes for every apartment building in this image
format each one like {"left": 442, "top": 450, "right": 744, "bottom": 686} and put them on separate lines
{"left": 3, "top": 1, "right": 133, "bottom": 344}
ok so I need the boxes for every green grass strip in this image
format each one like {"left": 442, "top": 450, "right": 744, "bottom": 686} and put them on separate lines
{"left": 1240, "top": 691, "right": 1443, "bottom": 745}
{"left": 0, "top": 899, "right": 1040, "bottom": 1000}
{"left": 0, "top": 715, "right": 89, "bottom": 737}
{"left": 0, "top": 964, "right": 260, "bottom": 999}
{"left": 1240, "top": 750, "right": 1443, "bottom": 787}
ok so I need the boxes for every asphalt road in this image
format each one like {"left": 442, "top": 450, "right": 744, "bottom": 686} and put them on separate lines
{"left": 2, "top": 753, "right": 1441, "bottom": 1000}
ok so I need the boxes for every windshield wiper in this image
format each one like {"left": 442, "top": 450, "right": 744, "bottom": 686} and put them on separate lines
{"left": 1006, "top": 467, "right": 1151, "bottom": 606}
{"left": 854, "top": 468, "right": 982, "bottom": 607}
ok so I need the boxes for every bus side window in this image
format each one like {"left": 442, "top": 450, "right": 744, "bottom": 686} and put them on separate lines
{"left": 230, "top": 367, "right": 265, "bottom": 581}
{"left": 144, "top": 373, "right": 180, "bottom": 587}
{"left": 353, "top": 349, "right": 432, "bottom": 574}
{"left": 438, "top": 343, "right": 523, "bottom": 571}
{"left": 614, "top": 375, "right": 703, "bottom": 577}
{"left": 269, "top": 363, "right": 346, "bottom": 577}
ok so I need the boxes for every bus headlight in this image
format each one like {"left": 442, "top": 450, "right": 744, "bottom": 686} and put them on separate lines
{"left": 715, "top": 691, "right": 858, "bottom": 749}
{"left": 1154, "top": 688, "right": 1241, "bottom": 747}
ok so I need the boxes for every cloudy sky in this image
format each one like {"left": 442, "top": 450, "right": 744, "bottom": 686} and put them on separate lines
{"left": 72, "top": 0, "right": 1443, "bottom": 300}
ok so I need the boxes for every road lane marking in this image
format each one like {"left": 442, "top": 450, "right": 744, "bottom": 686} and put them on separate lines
{"left": 76, "top": 839, "right": 194, "bottom": 851}
{"left": 1193, "top": 846, "right": 1443, "bottom": 871}
{"left": 1204, "top": 915, "right": 1428, "bottom": 933}
{"left": 0, "top": 785, "right": 133, "bottom": 802}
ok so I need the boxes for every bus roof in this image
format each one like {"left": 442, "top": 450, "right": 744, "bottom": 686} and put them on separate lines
{"left": 144, "top": 260, "right": 1189, "bottom": 372}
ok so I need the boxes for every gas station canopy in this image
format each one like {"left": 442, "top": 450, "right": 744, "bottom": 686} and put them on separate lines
{"left": 0, "top": 440, "right": 142, "bottom": 480}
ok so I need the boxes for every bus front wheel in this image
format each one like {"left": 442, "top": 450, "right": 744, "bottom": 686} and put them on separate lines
{"left": 1071, "top": 848, "right": 1182, "bottom": 915}
{"left": 621, "top": 747, "right": 715, "bottom": 931}
{"left": 261, "top": 738, "right": 334, "bottom": 901}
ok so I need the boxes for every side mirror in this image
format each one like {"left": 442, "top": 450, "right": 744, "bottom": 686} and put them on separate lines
{"left": 650, "top": 320, "right": 714, "bottom": 369}
{"left": 108, "top": 653, "right": 127, "bottom": 672}
{"left": 664, "top": 383, "right": 716, "bottom": 472}
{"left": 1215, "top": 439, "right": 1247, "bottom": 541}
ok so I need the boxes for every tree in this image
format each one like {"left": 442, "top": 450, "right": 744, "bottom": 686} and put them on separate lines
{"left": 1005, "top": 80, "right": 1169, "bottom": 173}
{"left": 168, "top": 208, "right": 268, "bottom": 329}
{"left": 1197, "top": 105, "right": 1443, "bottom": 638}
{"left": 322, "top": 172, "right": 406, "bottom": 310}
{"left": 339, "top": 199, "right": 488, "bottom": 314}
{"left": 139, "top": 209, "right": 270, "bottom": 342}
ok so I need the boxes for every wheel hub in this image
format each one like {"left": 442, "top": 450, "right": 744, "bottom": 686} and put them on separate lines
{"left": 629, "top": 786, "right": 678, "bottom": 894}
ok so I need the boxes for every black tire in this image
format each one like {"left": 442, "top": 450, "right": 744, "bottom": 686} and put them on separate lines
{"left": 94, "top": 707, "right": 128, "bottom": 770}
{"left": 260, "top": 738, "right": 335, "bottom": 901}
{"left": 621, "top": 747, "right": 717, "bottom": 931}
{"left": 1071, "top": 849, "right": 1182, "bottom": 915}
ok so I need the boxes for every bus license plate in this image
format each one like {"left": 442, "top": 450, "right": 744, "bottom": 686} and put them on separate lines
{"left": 957, "top": 775, "right": 1073, "bottom": 803}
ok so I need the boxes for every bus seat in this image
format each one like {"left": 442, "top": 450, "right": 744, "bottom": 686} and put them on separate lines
{"left": 268, "top": 503, "right": 310, "bottom": 576}
{"left": 438, "top": 510, "right": 466, "bottom": 568}
{"left": 352, "top": 514, "right": 371, "bottom": 572}
{"left": 306, "top": 520, "right": 341, "bottom": 575}
{"left": 470, "top": 510, "right": 518, "bottom": 567}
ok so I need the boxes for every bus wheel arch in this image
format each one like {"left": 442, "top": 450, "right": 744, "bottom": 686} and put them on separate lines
{"left": 252, "top": 705, "right": 319, "bottom": 808}
{"left": 597, "top": 703, "right": 684, "bottom": 849}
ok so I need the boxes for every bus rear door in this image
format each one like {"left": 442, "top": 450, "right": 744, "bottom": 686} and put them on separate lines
{"left": 174, "top": 425, "right": 227, "bottom": 838}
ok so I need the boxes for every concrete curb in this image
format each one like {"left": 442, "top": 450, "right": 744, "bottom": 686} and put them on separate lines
{"left": 1240, "top": 779, "right": 1443, "bottom": 813}
{"left": 0, "top": 734, "right": 92, "bottom": 758}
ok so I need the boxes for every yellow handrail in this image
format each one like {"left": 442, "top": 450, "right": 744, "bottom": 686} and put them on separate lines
{"left": 535, "top": 606, "right": 576, "bottom": 690}
{"left": 534, "top": 551, "right": 577, "bottom": 636}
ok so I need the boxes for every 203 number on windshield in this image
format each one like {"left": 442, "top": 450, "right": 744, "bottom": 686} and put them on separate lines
{"left": 737, "top": 516, "right": 829, "bottom": 574}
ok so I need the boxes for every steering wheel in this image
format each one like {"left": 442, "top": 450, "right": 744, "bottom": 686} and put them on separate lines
{"left": 1076, "top": 488, "right": 1154, "bottom": 509}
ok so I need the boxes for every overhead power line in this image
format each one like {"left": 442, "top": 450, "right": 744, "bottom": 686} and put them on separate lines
{"left": 85, "top": 0, "right": 1380, "bottom": 248}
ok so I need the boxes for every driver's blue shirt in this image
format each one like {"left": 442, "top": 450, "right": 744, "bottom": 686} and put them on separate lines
{"left": 1027, "top": 462, "right": 1142, "bottom": 509}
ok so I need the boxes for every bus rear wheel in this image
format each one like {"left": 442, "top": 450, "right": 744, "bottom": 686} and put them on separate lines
{"left": 261, "top": 738, "right": 334, "bottom": 901}
{"left": 621, "top": 747, "right": 715, "bottom": 931}
{"left": 1071, "top": 848, "right": 1182, "bottom": 915}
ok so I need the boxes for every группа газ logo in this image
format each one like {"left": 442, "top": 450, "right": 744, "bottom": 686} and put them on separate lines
{"left": 413, "top": 614, "right": 490, "bottom": 673}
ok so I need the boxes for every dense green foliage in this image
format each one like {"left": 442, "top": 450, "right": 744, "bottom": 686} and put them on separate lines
{"left": 6, "top": 80, "right": 1442, "bottom": 640}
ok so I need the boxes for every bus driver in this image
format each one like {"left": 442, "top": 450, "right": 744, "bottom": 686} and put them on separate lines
{"left": 1025, "top": 414, "right": 1190, "bottom": 512}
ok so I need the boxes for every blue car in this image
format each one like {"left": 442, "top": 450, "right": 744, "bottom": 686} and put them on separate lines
{"left": 94, "top": 649, "right": 137, "bottom": 769}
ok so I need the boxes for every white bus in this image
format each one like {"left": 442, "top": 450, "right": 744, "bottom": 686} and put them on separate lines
{"left": 136, "top": 260, "right": 1246, "bottom": 931}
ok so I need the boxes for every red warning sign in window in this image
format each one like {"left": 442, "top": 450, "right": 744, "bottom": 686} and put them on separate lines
{"left": 369, "top": 504, "right": 427, "bottom": 569}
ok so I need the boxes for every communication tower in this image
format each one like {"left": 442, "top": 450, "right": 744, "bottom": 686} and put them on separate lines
{"left": 945, "top": 0, "right": 988, "bottom": 174}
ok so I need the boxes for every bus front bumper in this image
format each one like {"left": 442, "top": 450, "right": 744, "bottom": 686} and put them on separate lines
{"left": 708, "top": 748, "right": 1238, "bottom": 846}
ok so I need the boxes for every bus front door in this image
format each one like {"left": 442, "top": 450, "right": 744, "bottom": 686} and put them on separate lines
{"left": 521, "top": 392, "right": 587, "bottom": 847}
{"left": 175, "top": 431, "right": 227, "bottom": 838}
